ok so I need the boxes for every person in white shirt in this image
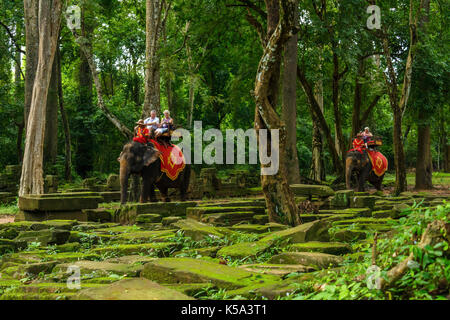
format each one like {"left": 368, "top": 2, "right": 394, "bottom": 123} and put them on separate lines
{"left": 144, "top": 110, "right": 159, "bottom": 131}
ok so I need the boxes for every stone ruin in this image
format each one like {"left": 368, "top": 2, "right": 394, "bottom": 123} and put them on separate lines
{"left": 1, "top": 170, "right": 448, "bottom": 299}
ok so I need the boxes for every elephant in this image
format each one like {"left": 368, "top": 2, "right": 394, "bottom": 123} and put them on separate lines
{"left": 118, "top": 141, "right": 191, "bottom": 204}
{"left": 345, "top": 149, "right": 384, "bottom": 192}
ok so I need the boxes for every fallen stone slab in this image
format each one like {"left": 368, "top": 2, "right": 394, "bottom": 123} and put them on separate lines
{"left": 187, "top": 206, "right": 264, "bottom": 220}
{"left": 329, "top": 190, "right": 354, "bottom": 208}
{"left": 54, "top": 260, "right": 144, "bottom": 278}
{"left": 14, "top": 229, "right": 70, "bottom": 246}
{"left": 332, "top": 229, "right": 367, "bottom": 242}
{"left": 268, "top": 252, "right": 343, "bottom": 269}
{"left": 19, "top": 193, "right": 102, "bottom": 211}
{"left": 230, "top": 224, "right": 271, "bottom": 234}
{"left": 201, "top": 211, "right": 257, "bottom": 226}
{"left": 117, "top": 202, "right": 197, "bottom": 225}
{"left": 140, "top": 257, "right": 278, "bottom": 289}
{"left": 289, "top": 241, "right": 351, "bottom": 255}
{"left": 171, "top": 219, "right": 225, "bottom": 241}
{"left": 91, "top": 242, "right": 176, "bottom": 256}
{"left": 290, "top": 184, "right": 335, "bottom": 198}
{"left": 15, "top": 210, "right": 88, "bottom": 222}
{"left": 74, "top": 278, "right": 194, "bottom": 300}
{"left": 216, "top": 241, "right": 272, "bottom": 259}
{"left": 136, "top": 213, "right": 162, "bottom": 224}
{"left": 260, "top": 220, "right": 330, "bottom": 243}
{"left": 113, "top": 229, "right": 176, "bottom": 242}
{"left": 350, "top": 196, "right": 379, "bottom": 209}
{"left": 82, "top": 208, "right": 115, "bottom": 223}
{"left": 238, "top": 264, "right": 314, "bottom": 276}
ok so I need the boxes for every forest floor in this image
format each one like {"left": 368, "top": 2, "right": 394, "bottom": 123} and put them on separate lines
{"left": 0, "top": 180, "right": 448, "bottom": 300}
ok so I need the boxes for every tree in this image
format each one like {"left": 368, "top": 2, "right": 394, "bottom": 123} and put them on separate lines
{"left": 253, "top": 0, "right": 300, "bottom": 226}
{"left": 19, "top": 0, "right": 63, "bottom": 196}
{"left": 377, "top": 0, "right": 428, "bottom": 194}
{"left": 142, "top": 0, "right": 171, "bottom": 118}
{"left": 282, "top": 31, "right": 301, "bottom": 184}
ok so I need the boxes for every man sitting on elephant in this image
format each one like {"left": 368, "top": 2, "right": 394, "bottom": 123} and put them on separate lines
{"left": 360, "top": 127, "right": 373, "bottom": 149}
{"left": 133, "top": 119, "right": 150, "bottom": 145}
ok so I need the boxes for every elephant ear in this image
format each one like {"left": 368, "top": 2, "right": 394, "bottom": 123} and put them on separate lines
{"left": 143, "top": 147, "right": 161, "bottom": 166}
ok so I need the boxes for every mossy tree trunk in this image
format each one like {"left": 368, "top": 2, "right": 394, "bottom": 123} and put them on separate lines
{"left": 253, "top": 0, "right": 300, "bottom": 226}
{"left": 19, "top": 0, "right": 63, "bottom": 196}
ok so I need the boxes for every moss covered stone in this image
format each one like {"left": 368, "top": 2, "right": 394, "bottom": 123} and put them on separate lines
{"left": 171, "top": 219, "right": 225, "bottom": 241}
{"left": 91, "top": 242, "right": 176, "bottom": 256}
{"left": 216, "top": 241, "right": 272, "bottom": 259}
{"left": 238, "top": 263, "right": 315, "bottom": 276}
{"left": 260, "top": 220, "right": 330, "bottom": 243}
{"left": 289, "top": 241, "right": 351, "bottom": 255}
{"left": 136, "top": 214, "right": 162, "bottom": 224}
{"left": 140, "top": 257, "right": 279, "bottom": 289}
{"left": 290, "top": 184, "right": 335, "bottom": 198}
{"left": 75, "top": 278, "right": 194, "bottom": 300}
{"left": 268, "top": 252, "right": 343, "bottom": 269}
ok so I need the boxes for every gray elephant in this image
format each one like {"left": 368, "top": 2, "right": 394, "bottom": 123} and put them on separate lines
{"left": 118, "top": 141, "right": 191, "bottom": 204}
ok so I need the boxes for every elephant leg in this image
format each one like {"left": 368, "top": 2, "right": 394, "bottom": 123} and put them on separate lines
{"left": 149, "top": 184, "right": 158, "bottom": 202}
{"left": 358, "top": 167, "right": 371, "bottom": 192}
{"left": 140, "top": 178, "right": 149, "bottom": 203}
{"left": 159, "top": 186, "right": 170, "bottom": 202}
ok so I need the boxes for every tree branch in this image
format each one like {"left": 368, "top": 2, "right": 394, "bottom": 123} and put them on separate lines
{"left": 0, "top": 20, "right": 26, "bottom": 54}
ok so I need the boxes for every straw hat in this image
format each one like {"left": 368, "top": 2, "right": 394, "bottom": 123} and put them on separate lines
{"left": 136, "top": 119, "right": 145, "bottom": 125}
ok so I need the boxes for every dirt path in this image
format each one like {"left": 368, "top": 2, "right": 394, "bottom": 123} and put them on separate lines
{"left": 0, "top": 215, "right": 15, "bottom": 224}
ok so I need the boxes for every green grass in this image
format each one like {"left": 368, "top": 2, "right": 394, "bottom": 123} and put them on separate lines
{"left": 0, "top": 203, "right": 19, "bottom": 216}
{"left": 384, "top": 172, "right": 450, "bottom": 187}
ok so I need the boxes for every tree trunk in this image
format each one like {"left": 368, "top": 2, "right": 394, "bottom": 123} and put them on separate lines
{"left": 351, "top": 58, "right": 364, "bottom": 145}
{"left": 14, "top": 42, "right": 24, "bottom": 164}
{"left": 282, "top": 33, "right": 301, "bottom": 184}
{"left": 44, "top": 52, "right": 58, "bottom": 168}
{"left": 19, "top": 0, "right": 63, "bottom": 196}
{"left": 23, "top": 0, "right": 39, "bottom": 134}
{"left": 331, "top": 52, "right": 345, "bottom": 164}
{"left": 297, "top": 67, "right": 344, "bottom": 175}
{"left": 393, "top": 107, "right": 407, "bottom": 194}
{"left": 143, "top": 0, "right": 170, "bottom": 118}
{"left": 310, "top": 78, "right": 325, "bottom": 181}
{"left": 56, "top": 44, "right": 72, "bottom": 181}
{"left": 415, "top": 124, "right": 432, "bottom": 189}
{"left": 254, "top": 0, "right": 300, "bottom": 226}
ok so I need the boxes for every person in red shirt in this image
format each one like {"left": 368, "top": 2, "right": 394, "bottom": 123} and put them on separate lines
{"left": 133, "top": 119, "right": 150, "bottom": 144}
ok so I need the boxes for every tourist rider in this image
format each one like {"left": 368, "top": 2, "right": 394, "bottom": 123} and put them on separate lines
{"left": 360, "top": 127, "right": 373, "bottom": 149}
{"left": 144, "top": 110, "right": 159, "bottom": 137}
{"left": 155, "top": 110, "right": 174, "bottom": 136}
{"left": 133, "top": 119, "right": 150, "bottom": 145}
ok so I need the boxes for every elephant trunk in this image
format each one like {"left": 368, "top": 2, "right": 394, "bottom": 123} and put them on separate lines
{"left": 119, "top": 158, "right": 130, "bottom": 204}
{"left": 345, "top": 157, "right": 354, "bottom": 190}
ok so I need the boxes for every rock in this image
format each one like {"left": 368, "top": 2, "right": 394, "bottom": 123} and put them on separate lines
{"left": 174, "top": 246, "right": 222, "bottom": 258}
{"left": 288, "top": 241, "right": 351, "bottom": 255}
{"left": 330, "top": 190, "right": 354, "bottom": 208}
{"left": 136, "top": 214, "right": 162, "bottom": 224}
{"left": 99, "top": 192, "right": 121, "bottom": 203}
{"left": 290, "top": 184, "right": 335, "bottom": 198}
{"left": 171, "top": 219, "right": 224, "bottom": 241}
{"left": 332, "top": 229, "right": 367, "bottom": 242}
{"left": 216, "top": 241, "right": 272, "bottom": 259}
{"left": 44, "top": 175, "right": 58, "bottom": 193}
{"left": 0, "top": 227, "right": 19, "bottom": 239}
{"left": 117, "top": 202, "right": 197, "bottom": 224}
{"left": 91, "top": 242, "right": 176, "bottom": 256}
{"left": 268, "top": 252, "right": 343, "bottom": 269}
{"left": 260, "top": 220, "right": 330, "bottom": 243}
{"left": 38, "top": 220, "right": 78, "bottom": 231}
{"left": 140, "top": 257, "right": 278, "bottom": 289}
{"left": 187, "top": 206, "right": 264, "bottom": 225}
{"left": 75, "top": 278, "right": 194, "bottom": 300}
{"left": 17, "top": 261, "right": 58, "bottom": 276}
{"left": 19, "top": 193, "right": 101, "bottom": 212}
{"left": 350, "top": 196, "right": 379, "bottom": 209}
{"left": 161, "top": 216, "right": 183, "bottom": 226}
{"left": 14, "top": 229, "right": 70, "bottom": 246}
{"left": 372, "top": 210, "right": 395, "bottom": 218}
{"left": 230, "top": 224, "right": 270, "bottom": 234}
{"left": 114, "top": 230, "right": 176, "bottom": 242}
{"left": 238, "top": 264, "right": 314, "bottom": 276}
{"left": 83, "top": 209, "right": 115, "bottom": 223}
{"left": 54, "top": 260, "right": 144, "bottom": 278}
{"left": 252, "top": 214, "right": 269, "bottom": 224}
{"left": 106, "top": 174, "right": 121, "bottom": 191}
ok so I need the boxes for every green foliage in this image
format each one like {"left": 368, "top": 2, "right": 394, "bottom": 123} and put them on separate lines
{"left": 283, "top": 203, "right": 450, "bottom": 300}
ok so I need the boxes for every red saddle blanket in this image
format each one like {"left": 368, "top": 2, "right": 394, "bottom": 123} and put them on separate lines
{"left": 367, "top": 149, "right": 388, "bottom": 177}
{"left": 149, "top": 139, "right": 185, "bottom": 181}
